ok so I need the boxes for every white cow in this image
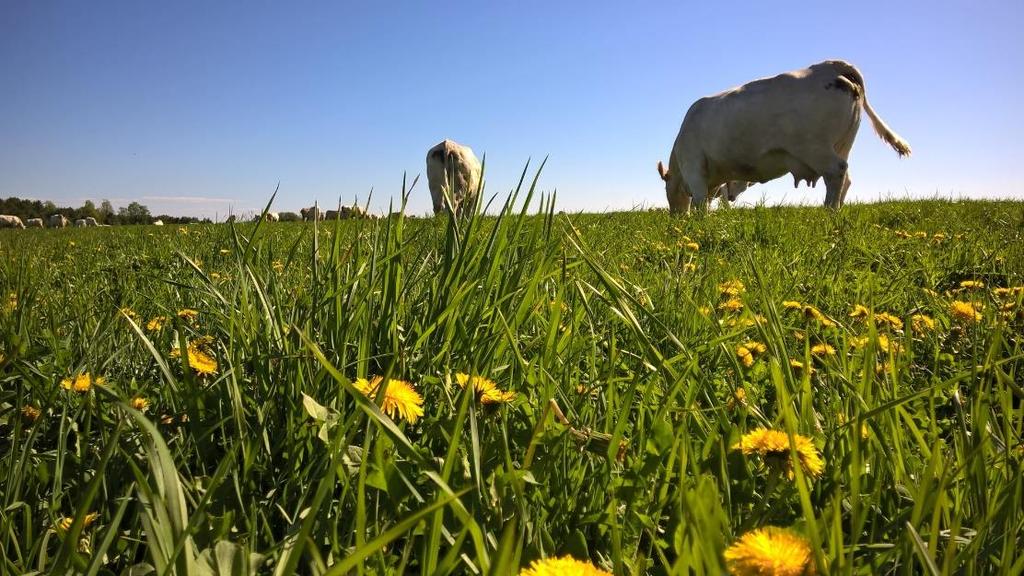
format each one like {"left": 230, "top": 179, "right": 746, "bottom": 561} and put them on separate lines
{"left": 300, "top": 206, "right": 323, "bottom": 221}
{"left": 324, "top": 205, "right": 368, "bottom": 220}
{"left": 153, "top": 219, "right": 164, "bottom": 226}
{"left": 85, "top": 217, "right": 99, "bottom": 227}
{"left": 25, "top": 218, "right": 44, "bottom": 228}
{"left": 657, "top": 60, "right": 911, "bottom": 212}
{"left": 74, "top": 219, "right": 87, "bottom": 227}
{"left": 49, "top": 214, "right": 70, "bottom": 228}
{"left": 426, "top": 139, "right": 482, "bottom": 216}
{"left": 0, "top": 215, "right": 26, "bottom": 229}
{"left": 263, "top": 212, "right": 279, "bottom": 222}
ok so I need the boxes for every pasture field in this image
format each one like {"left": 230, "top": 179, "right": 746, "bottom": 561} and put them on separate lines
{"left": 2, "top": 186, "right": 1024, "bottom": 574}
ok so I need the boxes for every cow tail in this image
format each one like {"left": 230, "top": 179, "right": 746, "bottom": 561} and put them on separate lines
{"left": 862, "top": 97, "right": 911, "bottom": 157}
{"left": 830, "top": 60, "right": 912, "bottom": 157}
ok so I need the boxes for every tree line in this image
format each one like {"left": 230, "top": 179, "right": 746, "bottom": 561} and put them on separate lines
{"left": 0, "top": 196, "right": 209, "bottom": 225}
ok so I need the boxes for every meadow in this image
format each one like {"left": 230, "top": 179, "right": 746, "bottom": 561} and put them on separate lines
{"left": 2, "top": 179, "right": 1023, "bottom": 575}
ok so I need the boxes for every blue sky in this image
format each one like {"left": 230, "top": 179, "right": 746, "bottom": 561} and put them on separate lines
{"left": 1, "top": 1, "right": 1021, "bottom": 218}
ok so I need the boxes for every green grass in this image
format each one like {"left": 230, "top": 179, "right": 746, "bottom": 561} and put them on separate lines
{"left": 2, "top": 179, "right": 1023, "bottom": 575}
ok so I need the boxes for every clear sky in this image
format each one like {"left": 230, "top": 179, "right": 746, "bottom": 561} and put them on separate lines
{"left": 1, "top": 1, "right": 1021, "bottom": 218}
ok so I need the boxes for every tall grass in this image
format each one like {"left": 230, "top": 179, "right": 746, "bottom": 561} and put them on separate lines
{"left": 1, "top": 180, "right": 1022, "bottom": 574}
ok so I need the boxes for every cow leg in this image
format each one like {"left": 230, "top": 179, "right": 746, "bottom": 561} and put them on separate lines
{"left": 801, "top": 153, "right": 847, "bottom": 209}
{"left": 681, "top": 168, "right": 710, "bottom": 212}
{"left": 839, "top": 173, "right": 852, "bottom": 206}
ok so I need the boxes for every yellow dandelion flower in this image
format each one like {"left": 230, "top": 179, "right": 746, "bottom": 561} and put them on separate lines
{"left": 850, "top": 334, "right": 899, "bottom": 353}
{"left": 745, "top": 341, "right": 767, "bottom": 355}
{"left": 69, "top": 241, "right": 76, "bottom": 247}
{"left": 146, "top": 316, "right": 167, "bottom": 332}
{"left": 849, "top": 304, "right": 870, "bottom": 319}
{"left": 210, "top": 272, "right": 221, "bottom": 280}
{"left": 911, "top": 314, "right": 936, "bottom": 334}
{"left": 719, "top": 279, "right": 746, "bottom": 297}
{"left": 21, "top": 405, "right": 41, "bottom": 422}
{"left": 913, "top": 231, "right": 928, "bottom": 239}
{"left": 272, "top": 260, "right": 285, "bottom": 273}
{"left": 802, "top": 306, "right": 835, "bottom": 327}
{"left": 119, "top": 307, "right": 139, "bottom": 320}
{"left": 186, "top": 348, "right": 217, "bottom": 376}
{"left": 724, "top": 526, "right": 816, "bottom": 576}
{"left": 219, "top": 249, "right": 230, "bottom": 255}
{"left": 876, "top": 334, "right": 899, "bottom": 353}
{"left": 931, "top": 232, "right": 946, "bottom": 243}
{"left": 719, "top": 298, "right": 744, "bottom": 313}
{"left": 176, "top": 308, "right": 199, "bottom": 323}
{"left": 810, "top": 343, "right": 835, "bottom": 357}
{"left": 736, "top": 345, "right": 754, "bottom": 367}
{"left": 353, "top": 377, "right": 424, "bottom": 423}
{"left": 950, "top": 300, "right": 982, "bottom": 323}
{"left": 682, "top": 262, "right": 697, "bottom": 273}
{"left": 171, "top": 339, "right": 218, "bottom": 376}
{"left": 455, "top": 373, "right": 516, "bottom": 405}
{"left": 728, "top": 387, "right": 748, "bottom": 411}
{"left": 993, "top": 286, "right": 1024, "bottom": 297}
{"left": 959, "top": 280, "right": 985, "bottom": 289}
{"left": 61, "top": 373, "right": 104, "bottom": 393}
{"left": 684, "top": 241, "right": 700, "bottom": 252}
{"left": 894, "top": 230, "right": 910, "bottom": 238}
{"left": 733, "top": 428, "right": 824, "bottom": 479}
{"left": 789, "top": 359, "right": 815, "bottom": 375}
{"left": 57, "top": 512, "right": 100, "bottom": 532}
{"left": 698, "top": 305, "right": 713, "bottom": 316}
{"left": 519, "top": 555, "right": 612, "bottom": 576}
{"left": 782, "top": 300, "right": 802, "bottom": 310}
{"left": 130, "top": 396, "right": 150, "bottom": 411}
{"left": 177, "top": 227, "right": 188, "bottom": 234}
{"left": 874, "top": 312, "right": 903, "bottom": 331}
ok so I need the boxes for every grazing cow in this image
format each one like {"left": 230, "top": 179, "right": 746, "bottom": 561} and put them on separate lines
{"left": 26, "top": 218, "right": 44, "bottom": 228}
{"left": 0, "top": 215, "right": 26, "bottom": 229}
{"left": 300, "top": 206, "right": 323, "bottom": 221}
{"left": 75, "top": 219, "right": 87, "bottom": 227}
{"left": 657, "top": 60, "right": 911, "bottom": 213}
{"left": 85, "top": 217, "right": 99, "bottom": 227}
{"left": 263, "top": 212, "right": 280, "bottom": 222}
{"left": 49, "top": 214, "right": 70, "bottom": 228}
{"left": 153, "top": 219, "right": 164, "bottom": 226}
{"left": 325, "top": 206, "right": 368, "bottom": 220}
{"left": 426, "top": 139, "right": 482, "bottom": 216}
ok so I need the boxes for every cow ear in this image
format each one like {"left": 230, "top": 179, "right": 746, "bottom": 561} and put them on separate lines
{"left": 657, "top": 161, "right": 669, "bottom": 181}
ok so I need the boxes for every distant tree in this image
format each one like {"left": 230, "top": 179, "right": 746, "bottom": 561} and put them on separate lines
{"left": 99, "top": 199, "right": 115, "bottom": 223}
{"left": 278, "top": 211, "right": 301, "bottom": 222}
{"left": 43, "top": 200, "right": 57, "bottom": 214}
{"left": 118, "top": 202, "right": 152, "bottom": 225}
{"left": 79, "top": 200, "right": 99, "bottom": 221}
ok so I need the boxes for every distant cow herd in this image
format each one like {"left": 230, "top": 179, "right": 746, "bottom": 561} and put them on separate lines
{"left": 1, "top": 60, "right": 910, "bottom": 229}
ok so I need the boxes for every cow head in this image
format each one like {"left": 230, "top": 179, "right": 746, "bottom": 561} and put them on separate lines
{"left": 657, "top": 161, "right": 691, "bottom": 214}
